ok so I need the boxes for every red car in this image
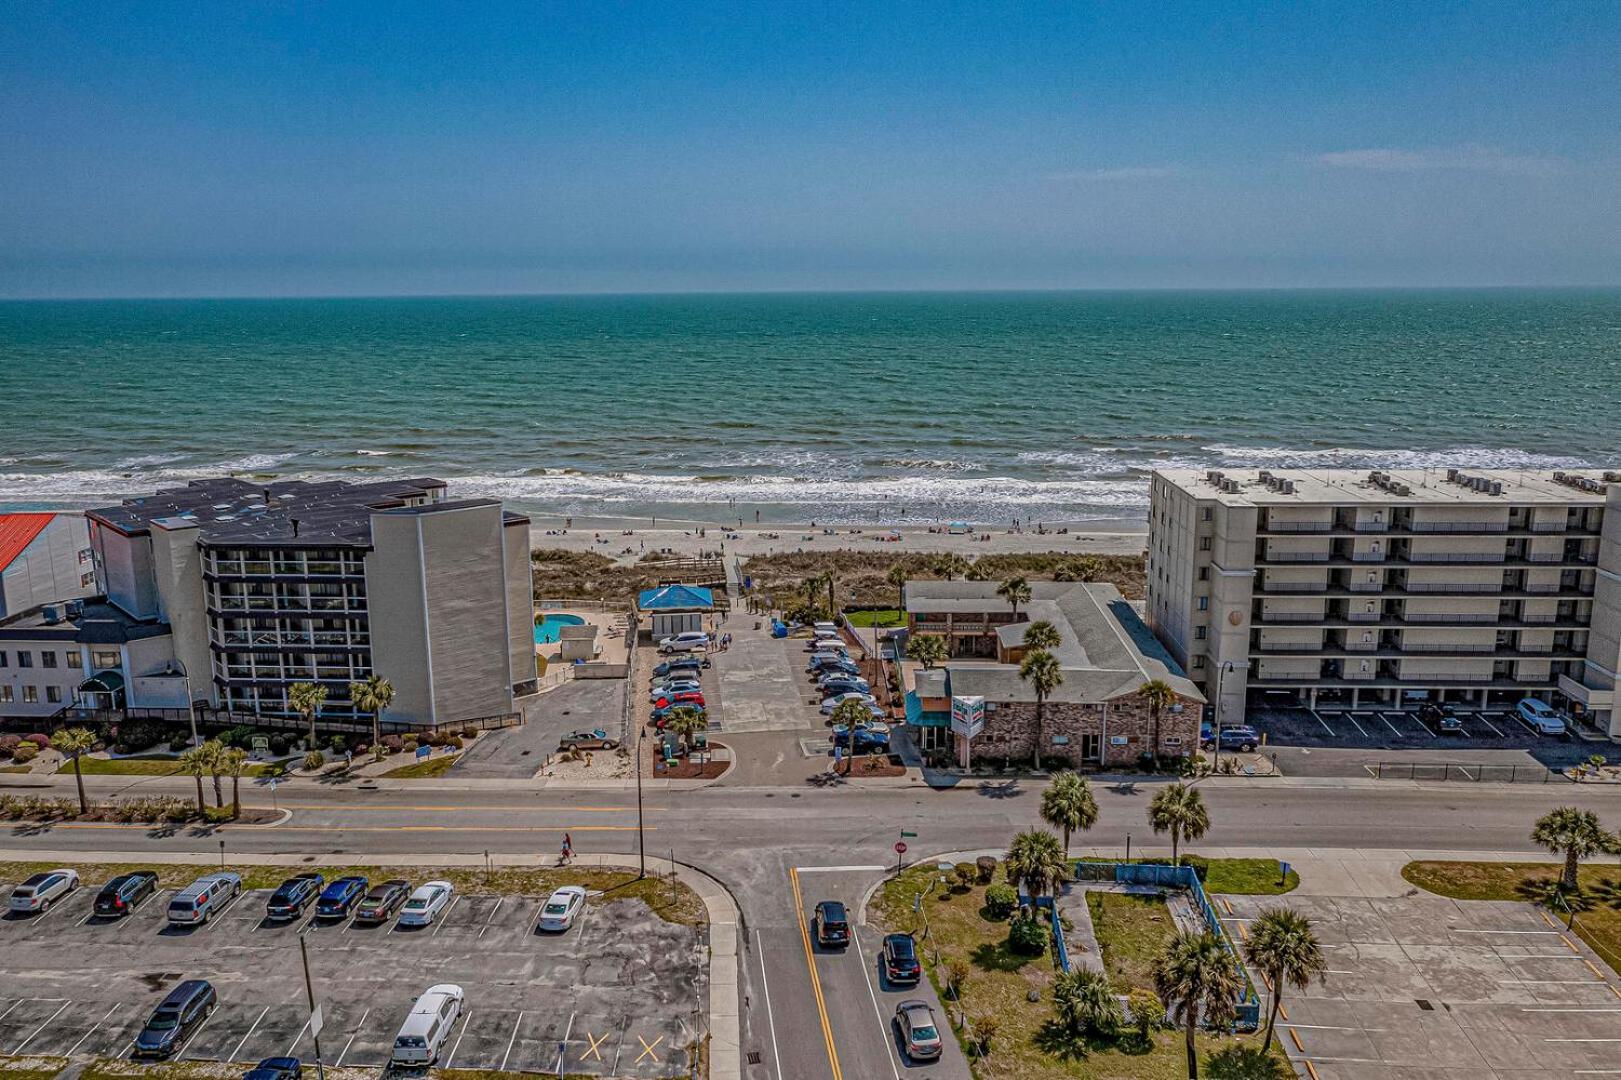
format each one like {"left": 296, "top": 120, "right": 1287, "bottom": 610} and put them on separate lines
{"left": 652, "top": 692, "right": 705, "bottom": 710}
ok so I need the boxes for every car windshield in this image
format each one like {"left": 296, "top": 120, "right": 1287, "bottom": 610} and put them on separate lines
{"left": 911, "top": 1024, "right": 938, "bottom": 1040}
{"left": 146, "top": 1012, "right": 180, "bottom": 1031}
{"left": 890, "top": 938, "right": 915, "bottom": 958}
{"left": 544, "top": 902, "right": 569, "bottom": 914}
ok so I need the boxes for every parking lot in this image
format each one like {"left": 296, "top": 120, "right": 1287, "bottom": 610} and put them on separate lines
{"left": 1220, "top": 891, "right": 1621, "bottom": 1077}
{"left": 0, "top": 877, "right": 706, "bottom": 1075}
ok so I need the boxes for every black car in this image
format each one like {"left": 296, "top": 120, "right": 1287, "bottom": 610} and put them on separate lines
{"left": 808, "top": 658, "right": 860, "bottom": 675}
{"left": 818, "top": 679, "right": 870, "bottom": 697}
{"left": 1418, "top": 701, "right": 1456, "bottom": 722}
{"left": 94, "top": 871, "right": 159, "bottom": 917}
{"left": 243, "top": 1056, "right": 302, "bottom": 1080}
{"left": 814, "top": 900, "right": 850, "bottom": 948}
{"left": 882, "top": 932, "right": 921, "bottom": 984}
{"left": 266, "top": 873, "right": 325, "bottom": 921}
{"left": 652, "top": 658, "right": 707, "bottom": 678}
{"left": 353, "top": 879, "right": 411, "bottom": 924}
{"left": 315, "top": 876, "right": 368, "bottom": 919}
{"left": 133, "top": 978, "right": 215, "bottom": 1058}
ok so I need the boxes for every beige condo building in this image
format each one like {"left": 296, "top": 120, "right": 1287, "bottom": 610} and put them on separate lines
{"left": 1145, "top": 467, "right": 1621, "bottom": 738}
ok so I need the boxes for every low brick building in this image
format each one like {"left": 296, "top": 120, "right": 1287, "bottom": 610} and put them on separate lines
{"left": 903, "top": 580, "right": 1203, "bottom": 767}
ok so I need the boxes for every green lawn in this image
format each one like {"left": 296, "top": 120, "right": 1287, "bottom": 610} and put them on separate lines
{"left": 72, "top": 755, "right": 284, "bottom": 778}
{"left": 873, "top": 865, "right": 1287, "bottom": 1078}
{"left": 0, "top": 765, "right": 31, "bottom": 774}
{"left": 1087, "top": 891, "right": 1176, "bottom": 994}
{"left": 383, "top": 754, "right": 459, "bottom": 778}
{"left": 1077, "top": 856, "right": 1299, "bottom": 896}
{"left": 1404, "top": 860, "right": 1621, "bottom": 975}
{"left": 845, "top": 608, "right": 906, "bottom": 627}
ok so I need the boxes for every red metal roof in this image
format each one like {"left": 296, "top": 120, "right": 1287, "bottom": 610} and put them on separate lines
{"left": 0, "top": 513, "right": 55, "bottom": 572}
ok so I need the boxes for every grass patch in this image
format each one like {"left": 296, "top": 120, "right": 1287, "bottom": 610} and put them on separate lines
{"left": 845, "top": 608, "right": 906, "bottom": 627}
{"left": 1087, "top": 891, "right": 1177, "bottom": 995}
{"left": 0, "top": 1056, "right": 66, "bottom": 1080}
{"left": 382, "top": 754, "right": 459, "bottom": 778}
{"left": 0, "top": 765, "right": 32, "bottom": 774}
{"left": 1185, "top": 856, "right": 1299, "bottom": 896}
{"left": 72, "top": 756, "right": 284, "bottom": 778}
{"left": 873, "top": 865, "right": 1283, "bottom": 1078}
{"left": 0, "top": 861, "right": 705, "bottom": 928}
{"left": 1403, "top": 859, "right": 1621, "bottom": 974}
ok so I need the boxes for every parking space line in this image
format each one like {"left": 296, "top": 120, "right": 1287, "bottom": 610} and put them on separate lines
{"left": 13, "top": 1000, "right": 70, "bottom": 1055}
{"left": 1477, "top": 713, "right": 1505, "bottom": 737}
{"left": 1307, "top": 709, "right": 1335, "bottom": 736}
{"left": 66, "top": 1004, "right": 120, "bottom": 1057}
{"left": 499, "top": 1009, "right": 524, "bottom": 1072}
{"left": 755, "top": 928, "right": 783, "bottom": 1080}
{"left": 556, "top": 1011, "right": 578, "bottom": 1072}
{"left": 335, "top": 1007, "right": 369, "bottom": 1066}
{"left": 1344, "top": 713, "right": 1371, "bottom": 738}
{"left": 851, "top": 927, "right": 902, "bottom": 1080}
{"left": 177, "top": 1002, "right": 220, "bottom": 1059}
{"left": 201, "top": 888, "right": 248, "bottom": 931}
{"left": 430, "top": 896, "right": 462, "bottom": 938}
{"left": 1411, "top": 712, "right": 1437, "bottom": 738}
{"left": 286, "top": 1015, "right": 313, "bottom": 1056}
{"left": 477, "top": 897, "right": 505, "bottom": 939}
{"left": 229, "top": 1005, "right": 271, "bottom": 1063}
{"left": 0, "top": 1000, "right": 23, "bottom": 1024}
{"left": 1376, "top": 712, "right": 1403, "bottom": 736}
{"left": 443, "top": 1009, "right": 472, "bottom": 1068}
{"left": 34, "top": 890, "right": 87, "bottom": 924}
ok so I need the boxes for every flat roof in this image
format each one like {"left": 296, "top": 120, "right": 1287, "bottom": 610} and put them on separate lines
{"left": 1155, "top": 468, "right": 1616, "bottom": 507}
{"left": 0, "top": 596, "right": 170, "bottom": 644}
{"left": 87, "top": 477, "right": 459, "bottom": 548}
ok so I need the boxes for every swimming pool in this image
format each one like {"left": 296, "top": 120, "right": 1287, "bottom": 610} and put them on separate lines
{"left": 534, "top": 613, "right": 586, "bottom": 644}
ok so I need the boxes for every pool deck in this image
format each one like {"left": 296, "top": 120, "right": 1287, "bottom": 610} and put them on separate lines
{"left": 534, "top": 605, "right": 631, "bottom": 669}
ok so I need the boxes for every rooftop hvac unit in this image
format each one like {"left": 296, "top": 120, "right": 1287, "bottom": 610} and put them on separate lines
{"left": 1367, "top": 470, "right": 1382, "bottom": 485}
{"left": 64, "top": 600, "right": 83, "bottom": 618}
{"left": 1207, "top": 470, "right": 1225, "bottom": 485}
{"left": 1489, "top": 481, "right": 1503, "bottom": 496}
{"left": 41, "top": 604, "right": 63, "bottom": 625}
{"left": 1282, "top": 480, "right": 1296, "bottom": 494}
{"left": 1604, "top": 472, "right": 1621, "bottom": 483}
{"left": 1554, "top": 471, "right": 1567, "bottom": 482}
{"left": 1447, "top": 468, "right": 1460, "bottom": 482}
{"left": 1258, "top": 470, "right": 1273, "bottom": 483}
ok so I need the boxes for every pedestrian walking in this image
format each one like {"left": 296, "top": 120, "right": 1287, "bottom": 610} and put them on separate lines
{"left": 561, "top": 832, "right": 574, "bottom": 865}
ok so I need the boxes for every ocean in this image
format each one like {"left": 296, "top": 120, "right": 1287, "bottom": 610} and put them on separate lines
{"left": 3, "top": 290, "right": 1619, "bottom": 525}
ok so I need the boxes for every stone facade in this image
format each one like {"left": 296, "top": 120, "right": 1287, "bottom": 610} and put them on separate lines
{"left": 971, "top": 688, "right": 1201, "bottom": 767}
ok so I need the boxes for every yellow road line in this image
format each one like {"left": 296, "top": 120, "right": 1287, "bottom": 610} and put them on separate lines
{"left": 49, "top": 822, "right": 649, "bottom": 833}
{"left": 1610, "top": 984, "right": 1621, "bottom": 1001}
{"left": 1289, "top": 1027, "right": 1305, "bottom": 1053}
{"left": 277, "top": 803, "right": 643, "bottom": 813}
{"left": 789, "top": 867, "right": 842, "bottom": 1080}
{"left": 1564, "top": 935, "right": 1582, "bottom": 953}
{"left": 1279, "top": 1003, "right": 1289, "bottom": 1021}
{"left": 1541, "top": 909, "right": 1558, "bottom": 928}
{"left": 1584, "top": 959, "right": 1606, "bottom": 980}
{"left": 1304, "top": 1059, "right": 1322, "bottom": 1080}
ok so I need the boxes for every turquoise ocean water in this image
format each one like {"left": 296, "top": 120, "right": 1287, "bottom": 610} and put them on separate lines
{"left": 2, "top": 290, "right": 1618, "bottom": 524}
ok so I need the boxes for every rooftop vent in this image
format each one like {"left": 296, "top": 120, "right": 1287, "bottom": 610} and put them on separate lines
{"left": 1207, "top": 470, "right": 1226, "bottom": 486}
{"left": 41, "top": 604, "right": 63, "bottom": 625}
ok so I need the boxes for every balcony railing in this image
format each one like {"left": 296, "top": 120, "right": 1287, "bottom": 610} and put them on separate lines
{"left": 1265, "top": 552, "right": 1330, "bottom": 563}
{"left": 1352, "top": 522, "right": 1389, "bottom": 533}
{"left": 1351, "top": 552, "right": 1386, "bottom": 562}
{"left": 1259, "top": 612, "right": 1323, "bottom": 623}
{"left": 1407, "top": 521, "right": 1510, "bottom": 533}
{"left": 210, "top": 629, "right": 370, "bottom": 648}
{"left": 1264, "top": 582, "right": 1328, "bottom": 593}
{"left": 1407, "top": 553, "right": 1506, "bottom": 563}
{"left": 1262, "top": 521, "right": 1333, "bottom": 533}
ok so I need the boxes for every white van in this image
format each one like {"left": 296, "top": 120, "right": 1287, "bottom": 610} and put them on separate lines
{"left": 813, "top": 622, "right": 840, "bottom": 635}
{"left": 392, "top": 983, "right": 464, "bottom": 1066}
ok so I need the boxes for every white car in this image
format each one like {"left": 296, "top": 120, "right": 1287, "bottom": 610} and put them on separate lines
{"left": 1516, "top": 699, "right": 1568, "bottom": 737}
{"left": 9, "top": 869, "right": 79, "bottom": 914}
{"left": 658, "top": 632, "right": 710, "bottom": 654}
{"left": 821, "top": 691, "right": 878, "bottom": 714}
{"left": 392, "top": 983, "right": 464, "bottom": 1066}
{"left": 397, "top": 880, "right": 454, "bottom": 926}
{"left": 537, "top": 885, "right": 588, "bottom": 932}
{"left": 649, "top": 680, "right": 702, "bottom": 702}
{"left": 805, "top": 638, "right": 849, "bottom": 653}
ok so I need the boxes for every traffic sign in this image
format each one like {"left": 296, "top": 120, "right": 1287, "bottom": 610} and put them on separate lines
{"left": 894, "top": 841, "right": 908, "bottom": 855}
{"left": 900, "top": 830, "right": 918, "bottom": 838}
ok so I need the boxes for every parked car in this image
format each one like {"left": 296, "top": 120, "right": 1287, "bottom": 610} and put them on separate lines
{"left": 652, "top": 691, "right": 705, "bottom": 710}
{"left": 892, "top": 999, "right": 943, "bottom": 1060}
{"left": 650, "top": 703, "right": 705, "bottom": 728}
{"left": 537, "top": 885, "right": 588, "bottom": 932}
{"left": 805, "top": 638, "right": 848, "bottom": 652}
{"left": 354, "top": 880, "right": 411, "bottom": 924}
{"left": 808, "top": 660, "right": 861, "bottom": 678}
{"left": 398, "top": 881, "right": 454, "bottom": 926}
{"left": 814, "top": 900, "right": 850, "bottom": 948}
{"left": 243, "top": 1057, "right": 302, "bottom": 1080}
{"left": 315, "top": 876, "right": 369, "bottom": 919}
{"left": 133, "top": 979, "right": 215, "bottom": 1058}
{"left": 882, "top": 933, "right": 922, "bottom": 984}
{"left": 818, "top": 677, "right": 871, "bottom": 696}
{"left": 94, "top": 870, "right": 159, "bottom": 917}
{"left": 9, "top": 869, "right": 79, "bottom": 914}
{"left": 1419, "top": 703, "right": 1466, "bottom": 735}
{"left": 391, "top": 983, "right": 464, "bottom": 1066}
{"left": 1516, "top": 698, "right": 1569, "bottom": 737}
{"left": 821, "top": 692, "right": 877, "bottom": 714}
{"left": 167, "top": 872, "right": 242, "bottom": 926}
{"left": 652, "top": 657, "right": 707, "bottom": 678}
{"left": 831, "top": 724, "right": 891, "bottom": 753}
{"left": 649, "top": 680, "right": 702, "bottom": 701}
{"left": 658, "top": 631, "right": 710, "bottom": 654}
{"left": 558, "top": 730, "right": 620, "bottom": 752}
{"left": 266, "top": 873, "right": 325, "bottom": 921}
{"left": 1215, "top": 726, "right": 1260, "bottom": 752}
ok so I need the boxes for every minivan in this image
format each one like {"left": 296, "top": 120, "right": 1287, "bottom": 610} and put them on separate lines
{"left": 133, "top": 979, "right": 215, "bottom": 1058}
{"left": 167, "top": 872, "right": 242, "bottom": 926}
{"left": 391, "top": 983, "right": 464, "bottom": 1066}
{"left": 657, "top": 631, "right": 710, "bottom": 654}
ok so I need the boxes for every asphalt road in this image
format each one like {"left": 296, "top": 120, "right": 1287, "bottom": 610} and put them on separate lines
{"left": 2, "top": 772, "right": 1617, "bottom": 1080}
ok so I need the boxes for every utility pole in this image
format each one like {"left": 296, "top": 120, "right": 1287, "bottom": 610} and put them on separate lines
{"left": 299, "top": 934, "right": 327, "bottom": 1080}
{"left": 630, "top": 612, "right": 646, "bottom": 879}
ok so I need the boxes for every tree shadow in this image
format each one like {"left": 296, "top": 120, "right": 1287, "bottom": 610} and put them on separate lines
{"left": 1032, "top": 1020, "right": 1089, "bottom": 1061}
{"left": 1584, "top": 876, "right": 1621, "bottom": 912}
{"left": 1514, "top": 877, "right": 1598, "bottom": 914}
{"left": 975, "top": 779, "right": 1024, "bottom": 799}
{"left": 1205, "top": 1043, "right": 1289, "bottom": 1079}
{"left": 970, "top": 940, "right": 1031, "bottom": 973}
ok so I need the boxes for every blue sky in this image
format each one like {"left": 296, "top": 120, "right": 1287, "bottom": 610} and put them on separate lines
{"left": 2, "top": 1, "right": 1617, "bottom": 296}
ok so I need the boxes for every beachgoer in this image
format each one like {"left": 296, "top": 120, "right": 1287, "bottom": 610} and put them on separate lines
{"left": 561, "top": 832, "right": 573, "bottom": 864}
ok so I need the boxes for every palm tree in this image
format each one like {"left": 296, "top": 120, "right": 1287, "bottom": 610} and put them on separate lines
{"left": 1019, "top": 648, "right": 1063, "bottom": 770}
{"left": 221, "top": 746, "right": 250, "bottom": 818}
{"left": 350, "top": 675, "right": 396, "bottom": 761}
{"left": 1023, "top": 619, "right": 1062, "bottom": 652}
{"left": 907, "top": 633, "right": 947, "bottom": 670}
{"left": 1148, "top": 782, "right": 1210, "bottom": 866}
{"left": 49, "top": 727, "right": 96, "bottom": 816}
{"left": 1244, "top": 907, "right": 1326, "bottom": 1054}
{"left": 1040, "top": 771, "right": 1098, "bottom": 858}
{"left": 1138, "top": 679, "right": 1177, "bottom": 761}
{"left": 178, "top": 745, "right": 210, "bottom": 815}
{"left": 1004, "top": 828, "right": 1070, "bottom": 901}
{"left": 200, "top": 738, "right": 226, "bottom": 808}
{"left": 1531, "top": 807, "right": 1617, "bottom": 891}
{"left": 1054, "top": 555, "right": 1105, "bottom": 583}
{"left": 1052, "top": 968, "right": 1121, "bottom": 1038}
{"left": 288, "top": 681, "right": 329, "bottom": 747}
{"left": 933, "top": 554, "right": 969, "bottom": 581}
{"left": 1154, "top": 930, "right": 1243, "bottom": 1080}
{"left": 996, "top": 576, "right": 1032, "bottom": 622}
{"left": 665, "top": 706, "right": 709, "bottom": 763}
{"left": 886, "top": 564, "right": 908, "bottom": 612}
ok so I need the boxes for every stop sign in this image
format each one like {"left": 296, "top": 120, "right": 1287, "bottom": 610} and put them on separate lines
{"left": 894, "top": 841, "right": 908, "bottom": 855}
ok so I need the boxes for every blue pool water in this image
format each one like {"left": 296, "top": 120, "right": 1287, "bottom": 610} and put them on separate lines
{"left": 534, "top": 613, "right": 586, "bottom": 644}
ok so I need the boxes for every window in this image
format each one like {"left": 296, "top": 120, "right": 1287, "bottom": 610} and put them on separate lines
{"left": 1202, "top": 506, "right": 1213, "bottom": 521}
{"left": 1198, "top": 597, "right": 1210, "bottom": 611}
{"left": 92, "top": 650, "right": 120, "bottom": 670}
{"left": 80, "top": 572, "right": 94, "bottom": 588}
{"left": 1198, "top": 537, "right": 1212, "bottom": 552}
{"left": 0, "top": 686, "right": 9, "bottom": 703}
{"left": 78, "top": 548, "right": 92, "bottom": 564}
{"left": 0, "top": 651, "right": 6, "bottom": 667}
{"left": 1192, "top": 656, "right": 1206, "bottom": 670}
{"left": 1198, "top": 567, "right": 1209, "bottom": 581}
{"left": 23, "top": 686, "right": 38, "bottom": 704}
{"left": 46, "top": 686, "right": 60, "bottom": 703}
{"left": 1195, "top": 626, "right": 1208, "bottom": 640}
{"left": 16, "top": 651, "right": 31, "bottom": 668}
{"left": 61, "top": 648, "right": 79, "bottom": 669}
{"left": 41, "top": 651, "right": 56, "bottom": 668}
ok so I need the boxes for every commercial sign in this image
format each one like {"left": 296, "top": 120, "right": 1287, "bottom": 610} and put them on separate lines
{"left": 950, "top": 695, "right": 985, "bottom": 739}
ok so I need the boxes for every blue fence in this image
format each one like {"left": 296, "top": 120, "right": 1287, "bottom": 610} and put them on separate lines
{"left": 1032, "top": 896, "right": 1072, "bottom": 973}
{"left": 1074, "top": 861, "right": 1261, "bottom": 1031}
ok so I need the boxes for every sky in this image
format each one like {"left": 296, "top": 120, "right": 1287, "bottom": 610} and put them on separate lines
{"left": 1, "top": 1, "right": 1618, "bottom": 297}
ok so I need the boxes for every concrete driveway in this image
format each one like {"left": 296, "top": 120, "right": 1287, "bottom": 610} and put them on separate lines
{"left": 455, "top": 679, "right": 627, "bottom": 778}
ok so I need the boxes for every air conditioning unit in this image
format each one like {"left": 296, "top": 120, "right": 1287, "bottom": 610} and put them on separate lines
{"left": 41, "top": 604, "right": 63, "bottom": 625}
{"left": 1447, "top": 468, "right": 1460, "bottom": 482}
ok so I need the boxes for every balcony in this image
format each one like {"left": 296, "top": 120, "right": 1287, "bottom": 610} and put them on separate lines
{"left": 1559, "top": 674, "right": 1615, "bottom": 709}
{"left": 1350, "top": 552, "right": 1386, "bottom": 563}
{"left": 1262, "top": 582, "right": 1328, "bottom": 594}
{"left": 1407, "top": 521, "right": 1510, "bottom": 533}
{"left": 1264, "top": 552, "right": 1331, "bottom": 564}
{"left": 1261, "top": 520, "right": 1333, "bottom": 533}
{"left": 1406, "top": 552, "right": 1506, "bottom": 564}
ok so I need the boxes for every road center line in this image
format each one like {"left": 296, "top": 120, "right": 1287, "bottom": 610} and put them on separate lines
{"left": 789, "top": 867, "right": 843, "bottom": 1080}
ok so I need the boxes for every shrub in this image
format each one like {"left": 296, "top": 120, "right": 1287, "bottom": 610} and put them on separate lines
{"left": 0, "top": 744, "right": 10, "bottom": 761}
{"left": 983, "top": 883, "right": 1018, "bottom": 919}
{"left": 1126, "top": 988, "right": 1165, "bottom": 1042}
{"left": 0, "top": 734, "right": 21, "bottom": 751}
{"left": 327, "top": 734, "right": 347, "bottom": 754}
{"left": 23, "top": 733, "right": 49, "bottom": 749}
{"left": 944, "top": 958, "right": 971, "bottom": 1000}
{"left": 203, "top": 806, "right": 235, "bottom": 824}
{"left": 302, "top": 750, "right": 325, "bottom": 771}
{"left": 951, "top": 864, "right": 976, "bottom": 891}
{"left": 969, "top": 1013, "right": 999, "bottom": 1057}
{"left": 975, "top": 856, "right": 998, "bottom": 884}
{"left": 402, "top": 738, "right": 419, "bottom": 754}
{"left": 12, "top": 743, "right": 38, "bottom": 765}
{"left": 164, "top": 802, "right": 192, "bottom": 823}
{"left": 1007, "top": 913, "right": 1048, "bottom": 955}
{"left": 460, "top": 726, "right": 479, "bottom": 741}
{"left": 221, "top": 724, "right": 256, "bottom": 748}
{"left": 116, "top": 719, "right": 169, "bottom": 752}
{"left": 268, "top": 735, "right": 289, "bottom": 757}
{"left": 425, "top": 731, "right": 447, "bottom": 748}
{"left": 168, "top": 736, "right": 191, "bottom": 753}
{"left": 381, "top": 734, "right": 404, "bottom": 754}
{"left": 444, "top": 735, "right": 463, "bottom": 750}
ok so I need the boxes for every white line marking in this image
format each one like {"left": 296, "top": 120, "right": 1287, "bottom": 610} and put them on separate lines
{"left": 1549, "top": 1038, "right": 1621, "bottom": 1043}
{"left": 335, "top": 1007, "right": 369, "bottom": 1066}
{"left": 1522, "top": 1007, "right": 1621, "bottom": 1013}
{"left": 1308, "top": 709, "right": 1335, "bottom": 736}
{"left": 1377, "top": 712, "right": 1402, "bottom": 736}
{"left": 1345, "top": 713, "right": 1371, "bottom": 738}
{"left": 793, "top": 865, "right": 886, "bottom": 873}
{"left": 478, "top": 896, "right": 505, "bottom": 939}
{"left": 13, "top": 999, "right": 70, "bottom": 1055}
{"left": 66, "top": 1003, "right": 120, "bottom": 1057}
{"left": 177, "top": 1002, "right": 219, "bottom": 1060}
{"left": 285, "top": 1015, "right": 312, "bottom": 1056}
{"left": 443, "top": 1008, "right": 471, "bottom": 1068}
{"left": 430, "top": 895, "right": 462, "bottom": 938}
{"left": 1455, "top": 929, "right": 1559, "bottom": 935}
{"left": 556, "top": 1009, "right": 576, "bottom": 1074}
{"left": 755, "top": 928, "right": 783, "bottom": 1080}
{"left": 1478, "top": 713, "right": 1505, "bottom": 737}
{"left": 1281, "top": 1022, "right": 1387, "bottom": 1031}
{"left": 228, "top": 1004, "right": 271, "bottom": 1063}
{"left": 1497, "top": 979, "right": 1606, "bottom": 985}
{"left": 500, "top": 1009, "right": 524, "bottom": 1072}
{"left": 852, "top": 926, "right": 902, "bottom": 1080}
{"left": 1410, "top": 712, "right": 1437, "bottom": 738}
{"left": 0, "top": 1000, "right": 24, "bottom": 1024}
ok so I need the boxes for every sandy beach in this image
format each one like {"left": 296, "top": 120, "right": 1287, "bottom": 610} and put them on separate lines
{"left": 526, "top": 514, "right": 1149, "bottom": 563}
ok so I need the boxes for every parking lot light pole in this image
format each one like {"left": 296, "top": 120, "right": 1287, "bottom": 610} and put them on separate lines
{"left": 299, "top": 935, "right": 327, "bottom": 1080}
{"left": 1212, "top": 660, "right": 1248, "bottom": 773}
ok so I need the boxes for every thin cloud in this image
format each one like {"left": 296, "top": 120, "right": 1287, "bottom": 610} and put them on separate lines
{"left": 1316, "top": 144, "right": 1566, "bottom": 177}
{"left": 1045, "top": 166, "right": 1180, "bottom": 181}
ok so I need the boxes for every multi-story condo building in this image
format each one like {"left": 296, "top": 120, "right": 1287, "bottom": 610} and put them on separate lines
{"left": 75, "top": 477, "right": 536, "bottom": 728}
{"left": 0, "top": 512, "right": 96, "bottom": 618}
{"left": 1146, "top": 468, "right": 1621, "bottom": 738}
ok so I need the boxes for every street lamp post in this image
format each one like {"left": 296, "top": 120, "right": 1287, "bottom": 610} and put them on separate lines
{"left": 174, "top": 660, "right": 199, "bottom": 747}
{"left": 629, "top": 612, "right": 646, "bottom": 880}
{"left": 1212, "top": 659, "right": 1249, "bottom": 773}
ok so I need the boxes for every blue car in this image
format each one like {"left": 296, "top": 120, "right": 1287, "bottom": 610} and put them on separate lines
{"left": 831, "top": 724, "right": 890, "bottom": 753}
{"left": 1215, "top": 726, "right": 1260, "bottom": 752}
{"left": 265, "top": 873, "right": 324, "bottom": 921}
{"left": 243, "top": 1057, "right": 302, "bottom": 1080}
{"left": 315, "top": 876, "right": 368, "bottom": 919}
